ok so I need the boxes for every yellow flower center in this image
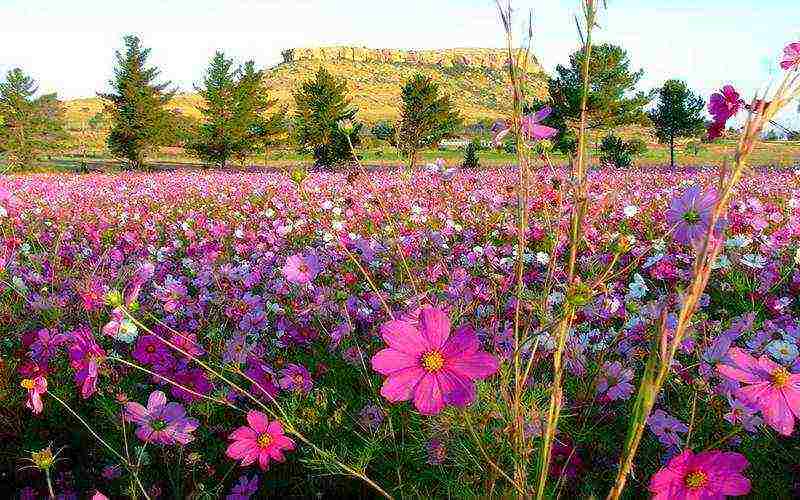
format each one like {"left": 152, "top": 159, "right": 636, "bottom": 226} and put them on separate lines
{"left": 31, "top": 448, "right": 55, "bottom": 470}
{"left": 21, "top": 378, "right": 35, "bottom": 390}
{"left": 421, "top": 351, "right": 445, "bottom": 373}
{"left": 772, "top": 367, "right": 790, "bottom": 388}
{"left": 257, "top": 433, "right": 273, "bottom": 448}
{"left": 684, "top": 470, "right": 708, "bottom": 489}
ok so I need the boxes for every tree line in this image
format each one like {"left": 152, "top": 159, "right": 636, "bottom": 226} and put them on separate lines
{"left": 2, "top": 36, "right": 791, "bottom": 172}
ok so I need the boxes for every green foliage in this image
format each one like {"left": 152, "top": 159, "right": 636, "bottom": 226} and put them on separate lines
{"left": 540, "top": 43, "right": 650, "bottom": 154}
{"left": 371, "top": 120, "right": 396, "bottom": 145}
{"left": 398, "top": 73, "right": 463, "bottom": 167}
{"left": 98, "top": 35, "right": 176, "bottom": 169}
{"left": 0, "top": 68, "right": 67, "bottom": 170}
{"left": 189, "top": 52, "right": 285, "bottom": 167}
{"left": 685, "top": 140, "right": 704, "bottom": 157}
{"left": 293, "top": 67, "right": 362, "bottom": 168}
{"left": 599, "top": 134, "right": 646, "bottom": 168}
{"left": 648, "top": 79, "right": 706, "bottom": 166}
{"left": 463, "top": 139, "right": 480, "bottom": 168}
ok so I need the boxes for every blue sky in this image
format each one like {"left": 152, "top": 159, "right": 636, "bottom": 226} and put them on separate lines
{"left": 0, "top": 0, "right": 798, "bottom": 125}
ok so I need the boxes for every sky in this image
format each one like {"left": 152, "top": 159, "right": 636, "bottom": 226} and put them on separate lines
{"left": 0, "top": 0, "right": 798, "bottom": 126}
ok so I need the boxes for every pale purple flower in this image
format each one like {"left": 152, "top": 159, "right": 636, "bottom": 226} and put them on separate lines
{"left": 596, "top": 361, "right": 635, "bottom": 401}
{"left": 666, "top": 186, "right": 720, "bottom": 245}
{"left": 648, "top": 409, "right": 689, "bottom": 449}
{"left": 226, "top": 473, "right": 260, "bottom": 500}
{"left": 278, "top": 363, "right": 313, "bottom": 394}
{"left": 492, "top": 107, "right": 558, "bottom": 146}
{"left": 282, "top": 253, "right": 320, "bottom": 284}
{"left": 124, "top": 390, "right": 198, "bottom": 445}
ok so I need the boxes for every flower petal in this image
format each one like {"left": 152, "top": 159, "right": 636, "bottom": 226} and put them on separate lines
{"left": 246, "top": 410, "right": 269, "bottom": 433}
{"left": 413, "top": 374, "right": 445, "bottom": 415}
{"left": 380, "top": 366, "right": 425, "bottom": 402}
{"left": 419, "top": 307, "right": 451, "bottom": 349}
{"left": 371, "top": 348, "right": 418, "bottom": 375}
{"left": 380, "top": 320, "right": 429, "bottom": 355}
{"left": 441, "top": 325, "right": 479, "bottom": 359}
{"left": 447, "top": 351, "right": 499, "bottom": 380}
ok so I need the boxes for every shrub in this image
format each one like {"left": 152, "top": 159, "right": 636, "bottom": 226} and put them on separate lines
{"left": 599, "top": 134, "right": 646, "bottom": 168}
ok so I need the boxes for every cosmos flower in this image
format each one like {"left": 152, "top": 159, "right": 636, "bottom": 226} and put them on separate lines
{"left": 596, "top": 361, "right": 635, "bottom": 401}
{"left": 282, "top": 253, "right": 320, "bottom": 284}
{"left": 133, "top": 335, "right": 172, "bottom": 366}
{"left": 666, "top": 186, "right": 720, "bottom": 246}
{"left": 226, "top": 473, "right": 260, "bottom": 500}
{"left": 492, "top": 106, "right": 559, "bottom": 146}
{"left": 780, "top": 41, "right": 800, "bottom": 71}
{"left": 278, "top": 363, "right": 313, "bottom": 394}
{"left": 707, "top": 85, "right": 743, "bottom": 140}
{"left": 648, "top": 409, "right": 688, "bottom": 449}
{"left": 170, "top": 368, "right": 214, "bottom": 404}
{"left": 124, "top": 390, "right": 199, "bottom": 445}
{"left": 68, "top": 327, "right": 106, "bottom": 399}
{"left": 371, "top": 307, "right": 499, "bottom": 415}
{"left": 19, "top": 363, "right": 47, "bottom": 414}
{"left": 648, "top": 449, "right": 750, "bottom": 499}
{"left": 717, "top": 347, "right": 800, "bottom": 435}
{"left": 226, "top": 411, "right": 295, "bottom": 470}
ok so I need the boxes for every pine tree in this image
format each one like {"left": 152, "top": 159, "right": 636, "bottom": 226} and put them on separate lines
{"left": 0, "top": 68, "right": 67, "bottom": 170}
{"left": 293, "top": 67, "right": 361, "bottom": 168}
{"left": 190, "top": 52, "right": 284, "bottom": 168}
{"left": 99, "top": 35, "right": 175, "bottom": 169}
{"left": 537, "top": 43, "right": 650, "bottom": 155}
{"left": 648, "top": 79, "right": 706, "bottom": 167}
{"left": 398, "top": 73, "right": 463, "bottom": 168}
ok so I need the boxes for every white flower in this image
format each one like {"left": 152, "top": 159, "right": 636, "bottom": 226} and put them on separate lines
{"left": 536, "top": 252, "right": 550, "bottom": 265}
{"left": 320, "top": 200, "right": 333, "bottom": 210}
{"left": 627, "top": 273, "right": 648, "bottom": 300}
{"left": 264, "top": 208, "right": 275, "bottom": 218}
{"left": 472, "top": 246, "right": 484, "bottom": 255}
{"left": 795, "top": 247, "right": 800, "bottom": 266}
{"left": 766, "top": 339, "right": 798, "bottom": 363}
{"left": 712, "top": 254, "right": 731, "bottom": 270}
{"left": 623, "top": 205, "right": 639, "bottom": 218}
{"left": 547, "top": 291, "right": 565, "bottom": 306}
{"left": 234, "top": 228, "right": 245, "bottom": 239}
{"left": 0, "top": 206, "right": 7, "bottom": 218}
{"left": 331, "top": 220, "right": 345, "bottom": 231}
{"left": 725, "top": 235, "right": 752, "bottom": 249}
{"left": 740, "top": 254, "right": 767, "bottom": 269}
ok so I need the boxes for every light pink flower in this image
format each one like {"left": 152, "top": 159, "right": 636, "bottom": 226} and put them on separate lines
{"left": 780, "top": 41, "right": 800, "bottom": 71}
{"left": 21, "top": 374, "right": 47, "bottom": 414}
{"left": 717, "top": 347, "right": 800, "bottom": 436}
{"left": 226, "top": 410, "right": 295, "bottom": 470}
{"left": 371, "top": 307, "right": 499, "bottom": 415}
{"left": 492, "top": 107, "right": 558, "bottom": 146}
{"left": 124, "top": 390, "right": 198, "bottom": 445}
{"left": 282, "top": 253, "right": 320, "bottom": 284}
{"left": 649, "top": 449, "right": 750, "bottom": 499}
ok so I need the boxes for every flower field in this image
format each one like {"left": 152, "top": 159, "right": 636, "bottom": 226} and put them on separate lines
{"left": 2, "top": 163, "right": 800, "bottom": 498}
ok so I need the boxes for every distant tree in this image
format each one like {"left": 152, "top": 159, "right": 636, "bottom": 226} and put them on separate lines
{"left": 462, "top": 139, "right": 480, "bottom": 168}
{"left": 190, "top": 52, "right": 284, "bottom": 167}
{"left": 397, "top": 74, "right": 463, "bottom": 168}
{"left": 293, "top": 67, "right": 362, "bottom": 168}
{"left": 648, "top": 79, "right": 705, "bottom": 167}
{"left": 99, "top": 35, "right": 176, "bottom": 169}
{"left": 0, "top": 68, "right": 67, "bottom": 170}
{"left": 535, "top": 43, "right": 650, "bottom": 155}
{"left": 371, "top": 121, "right": 396, "bottom": 145}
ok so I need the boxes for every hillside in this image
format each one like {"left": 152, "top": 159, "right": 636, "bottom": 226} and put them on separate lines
{"left": 63, "top": 47, "right": 547, "bottom": 148}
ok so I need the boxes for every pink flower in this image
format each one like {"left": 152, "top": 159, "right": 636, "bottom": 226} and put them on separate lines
{"left": 282, "top": 253, "right": 320, "bottom": 284}
{"left": 780, "top": 41, "right": 800, "bottom": 71}
{"left": 717, "top": 347, "right": 800, "bottom": 436}
{"left": 649, "top": 449, "right": 751, "bottom": 499}
{"left": 492, "top": 107, "right": 558, "bottom": 146}
{"left": 68, "top": 327, "right": 106, "bottom": 399}
{"left": 226, "top": 410, "right": 295, "bottom": 470}
{"left": 124, "top": 390, "right": 199, "bottom": 445}
{"left": 371, "top": 307, "right": 499, "bottom": 415}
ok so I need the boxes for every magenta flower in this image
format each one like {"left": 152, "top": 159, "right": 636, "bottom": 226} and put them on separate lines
{"left": 371, "top": 307, "right": 499, "bottom": 415}
{"left": 124, "top": 390, "right": 198, "bottom": 445}
{"left": 132, "top": 335, "right": 172, "bottom": 366}
{"left": 226, "top": 410, "right": 295, "bottom": 470}
{"left": 665, "top": 186, "right": 720, "bottom": 246}
{"left": 649, "top": 449, "right": 751, "bottom": 499}
{"left": 717, "top": 347, "right": 800, "bottom": 436}
{"left": 282, "top": 253, "right": 320, "bottom": 284}
{"left": 780, "top": 41, "right": 800, "bottom": 71}
{"left": 708, "top": 85, "right": 742, "bottom": 123}
{"left": 492, "top": 107, "right": 558, "bottom": 146}
{"left": 68, "top": 327, "right": 106, "bottom": 399}
{"left": 19, "top": 364, "right": 47, "bottom": 415}
{"left": 171, "top": 367, "right": 214, "bottom": 404}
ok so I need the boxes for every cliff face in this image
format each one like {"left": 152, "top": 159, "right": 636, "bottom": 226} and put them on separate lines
{"left": 280, "top": 47, "right": 541, "bottom": 72}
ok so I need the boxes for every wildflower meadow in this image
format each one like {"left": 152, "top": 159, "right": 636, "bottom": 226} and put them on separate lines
{"left": 2, "top": 1, "right": 800, "bottom": 499}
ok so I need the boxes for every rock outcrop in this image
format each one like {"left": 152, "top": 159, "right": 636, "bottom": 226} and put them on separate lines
{"left": 280, "top": 47, "right": 540, "bottom": 72}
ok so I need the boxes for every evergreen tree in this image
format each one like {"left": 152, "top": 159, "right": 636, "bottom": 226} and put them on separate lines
{"left": 537, "top": 43, "right": 650, "bottom": 155}
{"left": 190, "top": 52, "right": 284, "bottom": 167}
{"left": 0, "top": 68, "right": 67, "bottom": 170}
{"left": 99, "top": 35, "right": 175, "bottom": 169}
{"left": 648, "top": 79, "right": 706, "bottom": 167}
{"left": 293, "top": 67, "right": 361, "bottom": 168}
{"left": 398, "top": 74, "right": 462, "bottom": 168}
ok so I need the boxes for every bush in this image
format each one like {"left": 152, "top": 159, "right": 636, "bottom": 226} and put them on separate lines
{"left": 371, "top": 121, "right": 396, "bottom": 144}
{"left": 599, "top": 134, "right": 646, "bottom": 168}
{"left": 463, "top": 139, "right": 480, "bottom": 168}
